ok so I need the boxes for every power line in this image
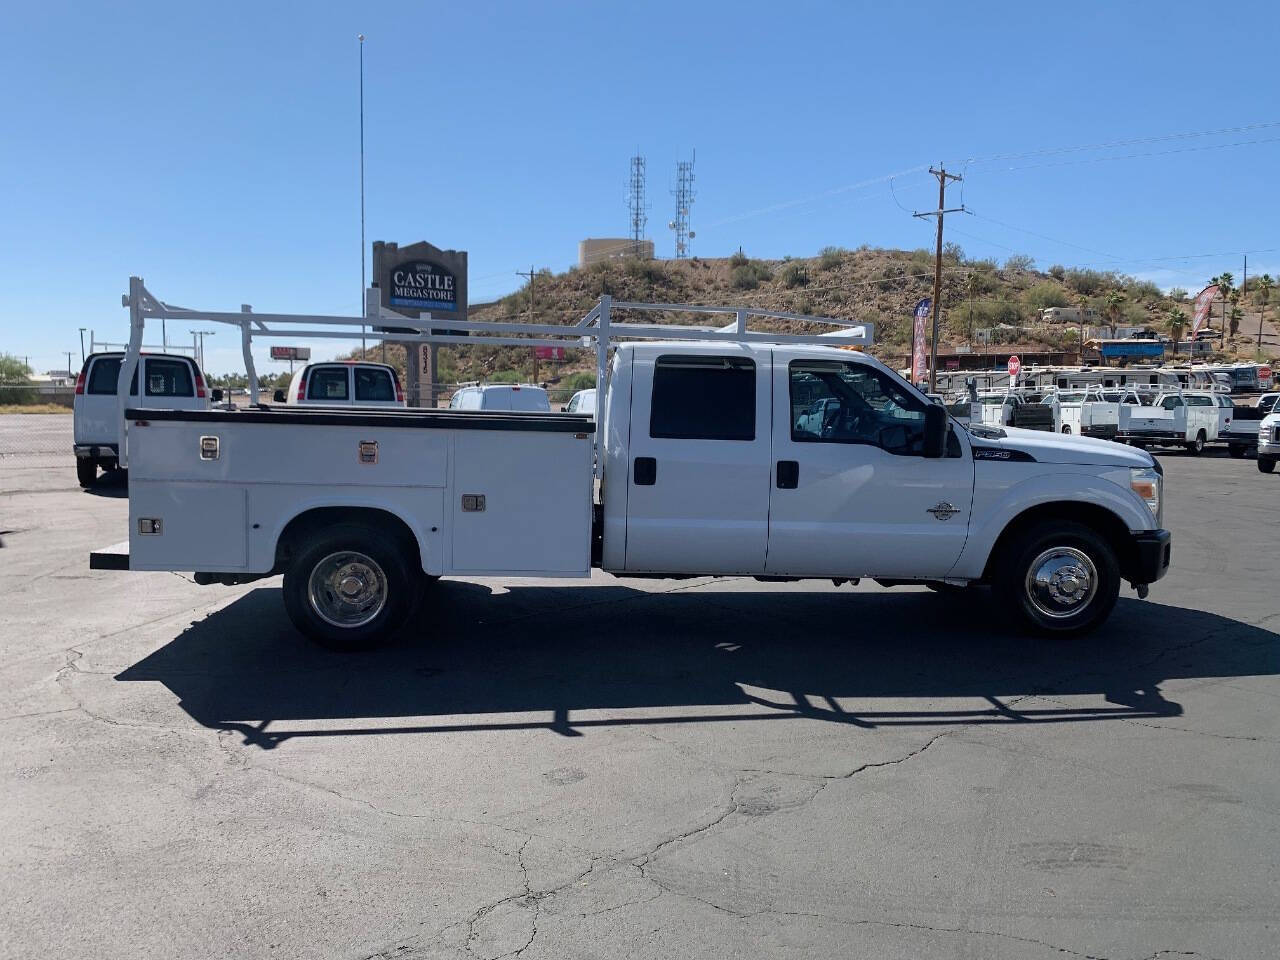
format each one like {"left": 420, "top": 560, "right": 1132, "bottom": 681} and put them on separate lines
{"left": 961, "top": 119, "right": 1280, "bottom": 166}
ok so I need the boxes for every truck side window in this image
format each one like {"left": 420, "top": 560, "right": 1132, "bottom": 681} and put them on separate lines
{"left": 307, "top": 367, "right": 349, "bottom": 401}
{"left": 354, "top": 368, "right": 394, "bottom": 402}
{"left": 790, "top": 360, "right": 928, "bottom": 456}
{"left": 143, "top": 359, "right": 194, "bottom": 397}
{"left": 649, "top": 355, "right": 755, "bottom": 441}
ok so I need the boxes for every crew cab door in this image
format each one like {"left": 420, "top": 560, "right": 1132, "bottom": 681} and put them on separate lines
{"left": 623, "top": 347, "right": 771, "bottom": 574}
{"left": 766, "top": 352, "right": 975, "bottom": 579}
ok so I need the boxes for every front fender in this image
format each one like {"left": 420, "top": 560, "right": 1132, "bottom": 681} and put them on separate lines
{"left": 950, "top": 467, "right": 1153, "bottom": 580}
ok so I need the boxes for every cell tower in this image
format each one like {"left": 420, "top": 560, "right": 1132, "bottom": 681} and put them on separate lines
{"left": 628, "top": 154, "right": 647, "bottom": 255}
{"left": 669, "top": 151, "right": 696, "bottom": 259}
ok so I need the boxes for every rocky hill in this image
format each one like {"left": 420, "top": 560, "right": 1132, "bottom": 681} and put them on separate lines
{"left": 351, "top": 246, "right": 1277, "bottom": 397}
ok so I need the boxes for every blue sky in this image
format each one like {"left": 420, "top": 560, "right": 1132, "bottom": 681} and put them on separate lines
{"left": 3, "top": 0, "right": 1279, "bottom": 375}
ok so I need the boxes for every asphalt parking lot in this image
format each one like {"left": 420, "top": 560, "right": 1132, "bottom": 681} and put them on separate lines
{"left": 2, "top": 423, "right": 1278, "bottom": 960}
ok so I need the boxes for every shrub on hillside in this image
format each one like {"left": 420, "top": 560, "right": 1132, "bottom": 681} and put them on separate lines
{"left": 728, "top": 250, "right": 749, "bottom": 268}
{"left": 1048, "top": 264, "right": 1066, "bottom": 280}
{"left": 943, "top": 241, "right": 965, "bottom": 263}
{"left": 561, "top": 371, "right": 596, "bottom": 392}
{"left": 1125, "top": 278, "right": 1162, "bottom": 302}
{"left": 1024, "top": 282, "right": 1070, "bottom": 312}
{"left": 779, "top": 262, "right": 808, "bottom": 288}
{"left": 730, "top": 262, "right": 772, "bottom": 290}
{"left": 1004, "top": 253, "right": 1035, "bottom": 272}
{"left": 818, "top": 246, "right": 848, "bottom": 270}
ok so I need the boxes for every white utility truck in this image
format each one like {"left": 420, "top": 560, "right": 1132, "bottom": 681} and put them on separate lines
{"left": 90, "top": 281, "right": 1171, "bottom": 647}
{"left": 1116, "top": 391, "right": 1221, "bottom": 454}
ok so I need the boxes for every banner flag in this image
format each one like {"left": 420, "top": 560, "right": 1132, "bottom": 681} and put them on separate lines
{"left": 1190, "top": 285, "right": 1218, "bottom": 338}
{"left": 911, "top": 298, "right": 932, "bottom": 384}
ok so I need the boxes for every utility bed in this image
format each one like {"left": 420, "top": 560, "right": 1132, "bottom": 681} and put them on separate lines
{"left": 112, "top": 405, "right": 595, "bottom": 578}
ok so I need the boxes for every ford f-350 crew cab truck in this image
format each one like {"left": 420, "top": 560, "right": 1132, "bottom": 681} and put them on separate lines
{"left": 92, "top": 340, "right": 1171, "bottom": 646}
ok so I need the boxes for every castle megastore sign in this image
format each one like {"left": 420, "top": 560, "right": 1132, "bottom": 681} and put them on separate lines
{"left": 390, "top": 261, "right": 458, "bottom": 312}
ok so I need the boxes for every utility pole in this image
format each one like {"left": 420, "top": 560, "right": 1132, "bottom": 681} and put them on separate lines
{"left": 913, "top": 166, "right": 964, "bottom": 392}
{"left": 78, "top": 327, "right": 86, "bottom": 362}
{"left": 65, "top": 351, "right": 73, "bottom": 376}
{"left": 517, "top": 265, "right": 537, "bottom": 381}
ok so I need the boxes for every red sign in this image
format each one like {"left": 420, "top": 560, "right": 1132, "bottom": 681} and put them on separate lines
{"left": 270, "top": 345, "right": 311, "bottom": 361}
{"left": 1190, "top": 284, "right": 1218, "bottom": 338}
{"left": 534, "top": 346, "right": 566, "bottom": 361}
{"left": 1007, "top": 355, "right": 1021, "bottom": 379}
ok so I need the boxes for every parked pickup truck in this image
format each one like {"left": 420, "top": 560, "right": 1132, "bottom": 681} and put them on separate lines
{"left": 1116, "top": 391, "right": 1220, "bottom": 454}
{"left": 92, "top": 340, "right": 1171, "bottom": 646}
{"left": 1258, "top": 410, "right": 1280, "bottom": 474}
{"left": 73, "top": 351, "right": 211, "bottom": 486}
{"left": 1219, "top": 399, "right": 1270, "bottom": 458}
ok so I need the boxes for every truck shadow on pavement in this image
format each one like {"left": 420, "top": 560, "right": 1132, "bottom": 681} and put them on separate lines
{"left": 116, "top": 580, "right": 1280, "bottom": 749}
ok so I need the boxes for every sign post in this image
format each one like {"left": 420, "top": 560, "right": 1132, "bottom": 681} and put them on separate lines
{"left": 372, "top": 241, "right": 468, "bottom": 407}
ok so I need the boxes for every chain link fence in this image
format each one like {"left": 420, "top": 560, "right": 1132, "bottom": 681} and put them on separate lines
{"left": 0, "top": 385, "right": 74, "bottom": 458}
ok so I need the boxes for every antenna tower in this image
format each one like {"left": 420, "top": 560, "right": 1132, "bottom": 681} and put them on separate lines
{"left": 628, "top": 154, "right": 648, "bottom": 255}
{"left": 669, "top": 151, "right": 696, "bottom": 258}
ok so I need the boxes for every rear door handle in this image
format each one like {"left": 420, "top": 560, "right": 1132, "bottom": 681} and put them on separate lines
{"left": 633, "top": 456, "right": 657, "bottom": 486}
{"left": 776, "top": 460, "right": 799, "bottom": 489}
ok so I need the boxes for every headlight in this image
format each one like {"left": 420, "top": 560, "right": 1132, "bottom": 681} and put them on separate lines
{"left": 1130, "top": 466, "right": 1162, "bottom": 525}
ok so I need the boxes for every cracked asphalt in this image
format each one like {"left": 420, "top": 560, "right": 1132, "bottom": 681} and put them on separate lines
{"left": 2, "top": 436, "right": 1279, "bottom": 960}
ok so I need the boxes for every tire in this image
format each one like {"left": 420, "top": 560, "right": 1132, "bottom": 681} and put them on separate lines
{"left": 76, "top": 458, "right": 97, "bottom": 487}
{"left": 282, "top": 522, "right": 417, "bottom": 650}
{"left": 1061, "top": 425, "right": 1072, "bottom": 434}
{"left": 992, "top": 520, "right": 1120, "bottom": 637}
{"left": 1186, "top": 430, "right": 1205, "bottom": 455}
{"left": 1228, "top": 444, "right": 1246, "bottom": 459}
{"left": 1260, "top": 456, "right": 1277, "bottom": 474}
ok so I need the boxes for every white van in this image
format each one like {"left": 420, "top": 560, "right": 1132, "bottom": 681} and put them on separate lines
{"left": 277, "top": 362, "right": 404, "bottom": 407}
{"left": 449, "top": 383, "right": 551, "bottom": 412}
{"left": 73, "top": 352, "right": 210, "bottom": 486}
{"left": 563, "top": 388, "right": 597, "bottom": 416}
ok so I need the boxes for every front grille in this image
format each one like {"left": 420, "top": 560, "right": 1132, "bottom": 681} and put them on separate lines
{"left": 1273, "top": 426, "right": 1280, "bottom": 444}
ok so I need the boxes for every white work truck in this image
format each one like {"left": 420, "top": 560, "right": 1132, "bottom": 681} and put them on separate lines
{"left": 1258, "top": 410, "right": 1280, "bottom": 474}
{"left": 1116, "top": 390, "right": 1221, "bottom": 454}
{"left": 90, "top": 282, "right": 1171, "bottom": 647}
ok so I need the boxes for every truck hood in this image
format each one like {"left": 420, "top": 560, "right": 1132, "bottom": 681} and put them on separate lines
{"left": 971, "top": 425, "right": 1155, "bottom": 468}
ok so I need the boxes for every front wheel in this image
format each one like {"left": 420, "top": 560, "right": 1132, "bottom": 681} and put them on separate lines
{"left": 76, "top": 458, "right": 97, "bottom": 487}
{"left": 1060, "top": 425, "right": 1072, "bottom": 434}
{"left": 993, "top": 521, "right": 1120, "bottom": 636}
{"left": 282, "top": 523, "right": 417, "bottom": 650}
{"left": 1260, "top": 456, "right": 1277, "bottom": 474}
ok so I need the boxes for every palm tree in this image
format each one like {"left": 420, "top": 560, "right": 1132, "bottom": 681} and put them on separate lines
{"left": 1167, "top": 306, "right": 1185, "bottom": 356}
{"left": 1217, "top": 272, "right": 1234, "bottom": 345}
{"left": 1229, "top": 306, "right": 1243, "bottom": 338}
{"left": 1103, "top": 290, "right": 1126, "bottom": 338}
{"left": 1257, "top": 274, "right": 1273, "bottom": 349}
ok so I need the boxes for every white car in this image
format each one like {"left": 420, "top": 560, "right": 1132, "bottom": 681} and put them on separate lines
{"left": 562, "top": 388, "right": 597, "bottom": 416}
{"left": 276, "top": 362, "right": 404, "bottom": 407}
{"left": 449, "top": 383, "right": 550, "bottom": 412}
{"left": 73, "top": 352, "right": 210, "bottom": 486}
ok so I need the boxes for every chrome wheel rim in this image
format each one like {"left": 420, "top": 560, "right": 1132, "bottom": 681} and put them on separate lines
{"left": 307, "top": 551, "right": 388, "bottom": 628}
{"left": 1025, "top": 546, "right": 1097, "bottom": 620}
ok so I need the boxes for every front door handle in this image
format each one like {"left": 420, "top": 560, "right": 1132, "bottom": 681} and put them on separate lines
{"left": 634, "top": 456, "right": 657, "bottom": 486}
{"left": 776, "top": 460, "right": 799, "bottom": 489}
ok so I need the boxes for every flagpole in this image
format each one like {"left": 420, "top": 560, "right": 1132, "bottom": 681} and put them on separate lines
{"left": 359, "top": 33, "right": 367, "bottom": 356}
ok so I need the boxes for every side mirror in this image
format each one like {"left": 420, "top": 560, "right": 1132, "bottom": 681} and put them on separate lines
{"left": 273, "top": 389, "right": 286, "bottom": 404}
{"left": 210, "top": 388, "right": 223, "bottom": 403}
{"left": 922, "top": 403, "right": 947, "bottom": 458}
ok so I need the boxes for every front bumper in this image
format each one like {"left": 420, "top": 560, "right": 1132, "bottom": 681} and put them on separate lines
{"left": 1122, "top": 529, "right": 1171, "bottom": 586}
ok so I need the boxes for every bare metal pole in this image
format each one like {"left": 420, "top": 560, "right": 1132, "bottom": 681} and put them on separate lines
{"left": 359, "top": 34, "right": 367, "bottom": 356}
